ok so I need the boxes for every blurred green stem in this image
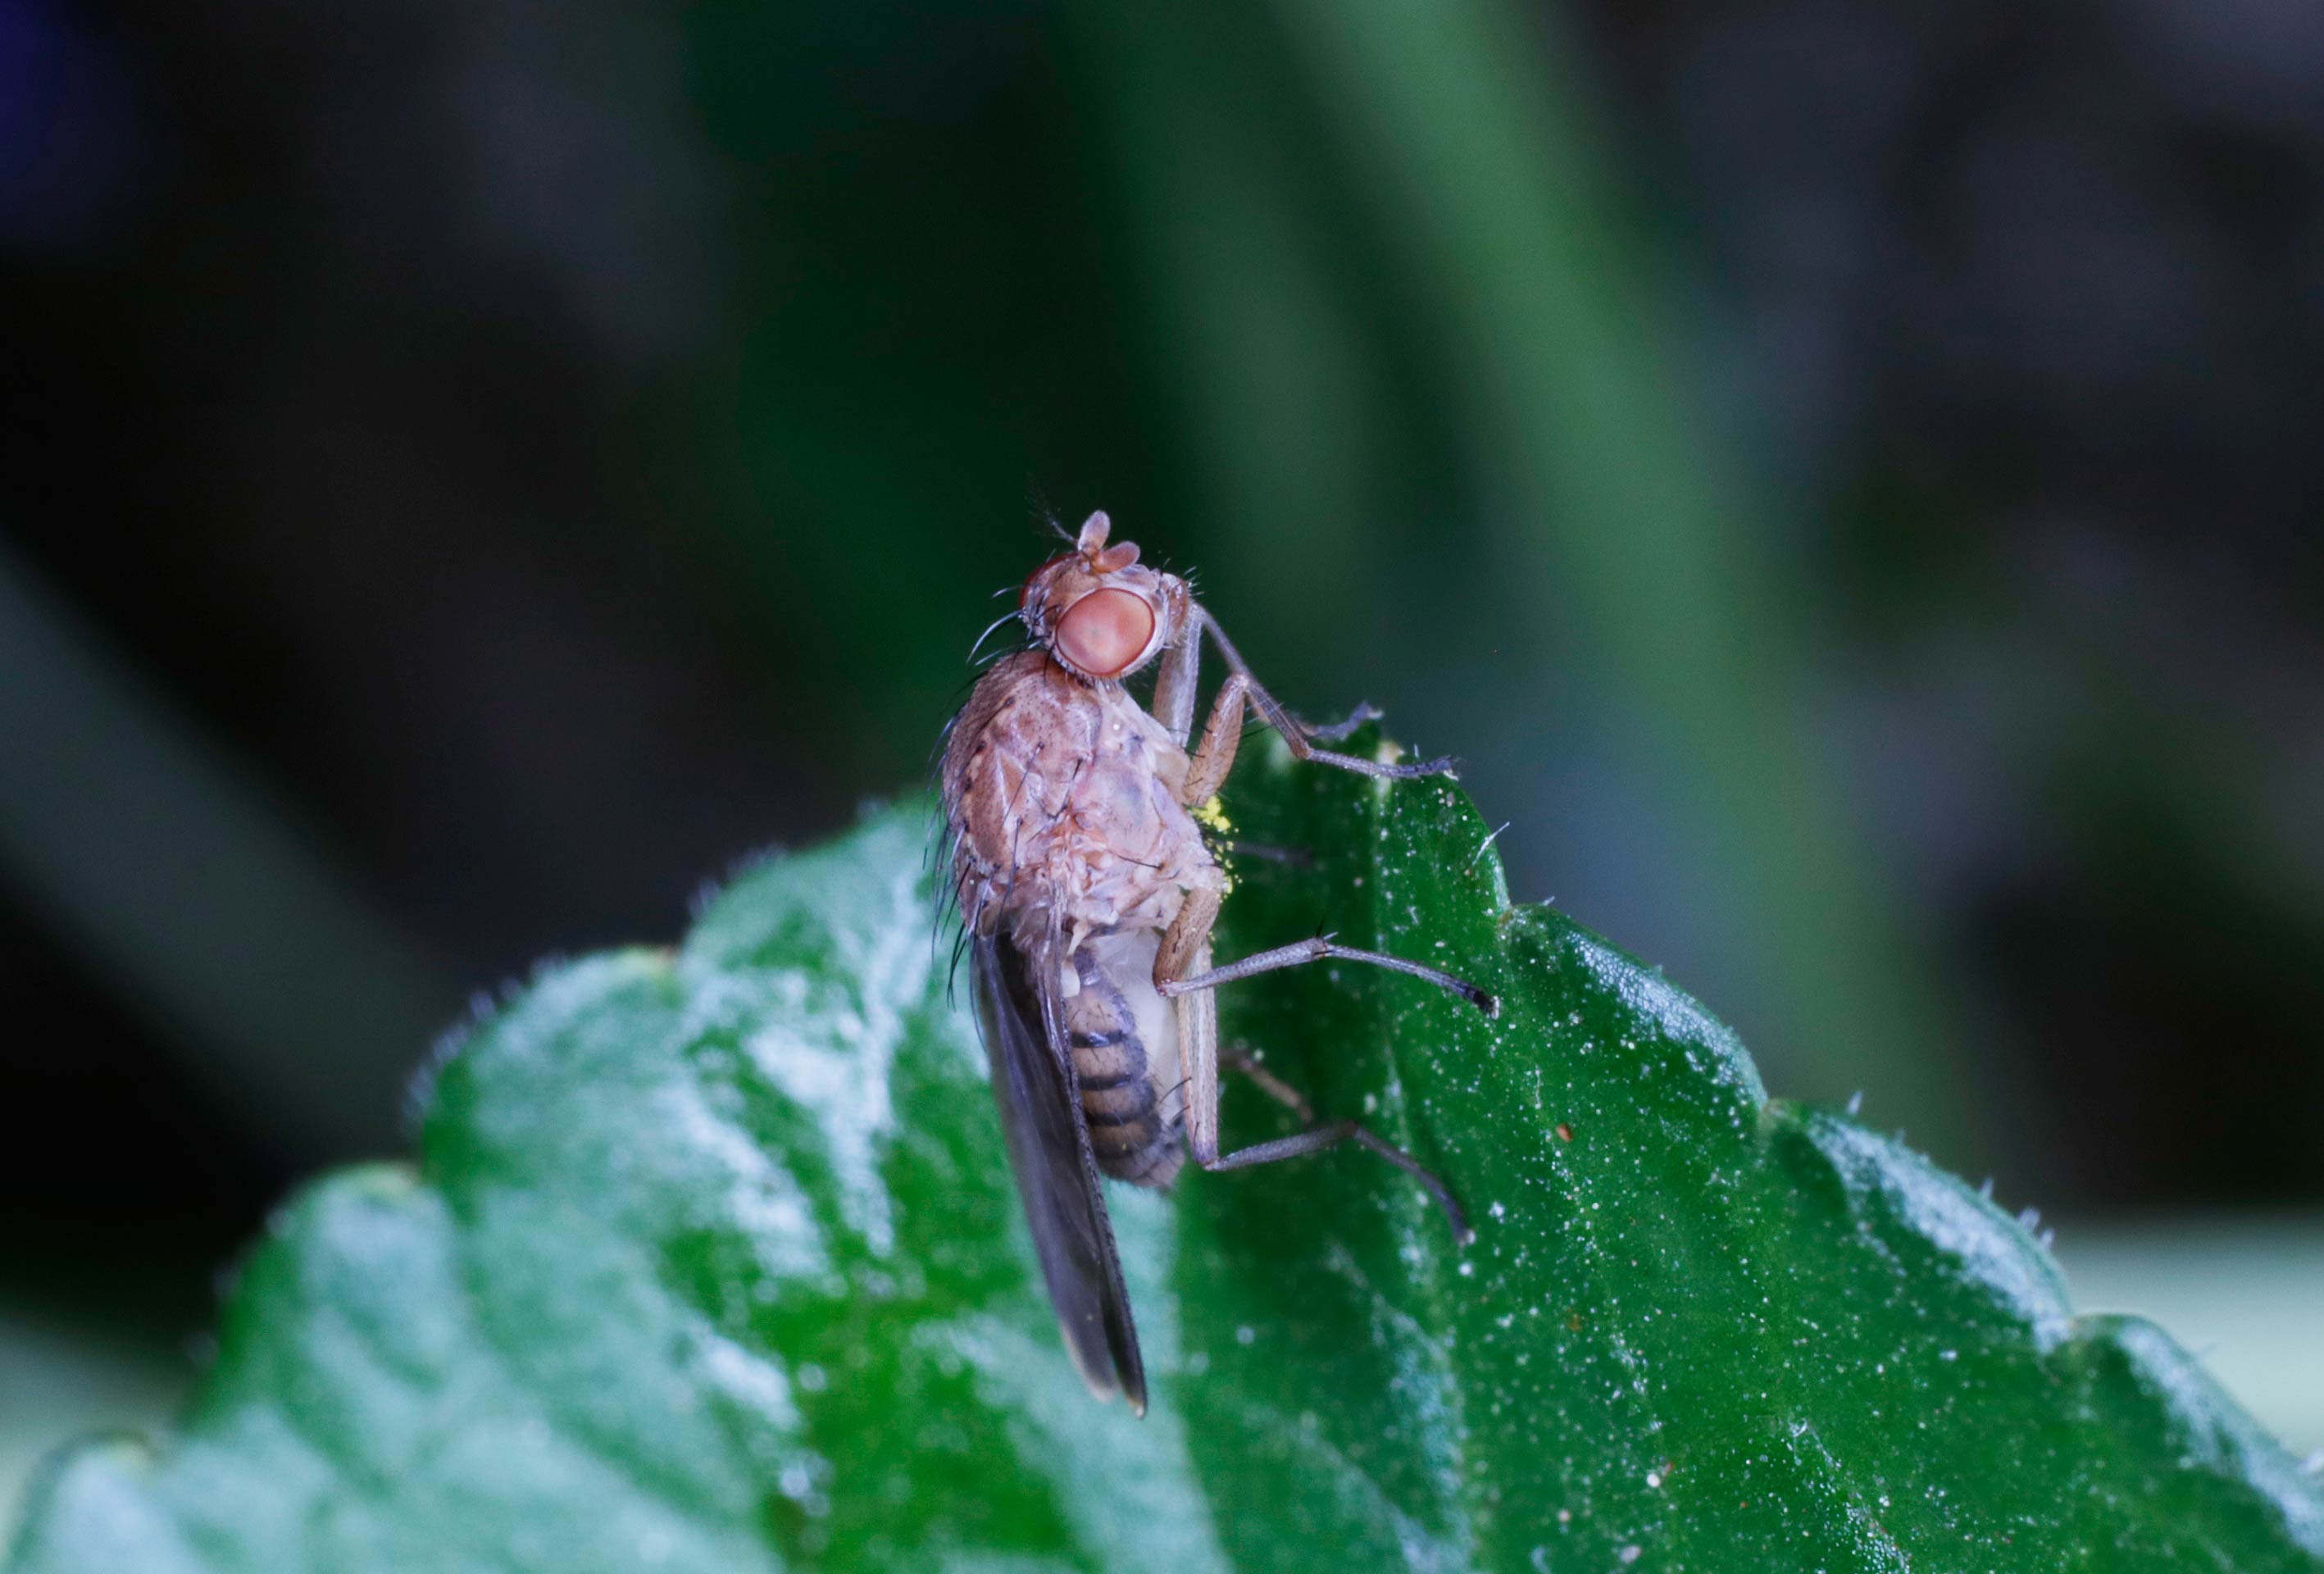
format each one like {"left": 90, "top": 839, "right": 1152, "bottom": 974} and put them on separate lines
{"left": 0, "top": 537, "right": 448, "bottom": 1158}
{"left": 1076, "top": 0, "right": 1997, "bottom": 1169}
{"left": 1279, "top": 0, "right": 1993, "bottom": 1161}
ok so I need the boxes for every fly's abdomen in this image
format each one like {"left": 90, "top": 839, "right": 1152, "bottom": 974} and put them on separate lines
{"left": 1066, "top": 950, "right": 1185, "bottom": 1188}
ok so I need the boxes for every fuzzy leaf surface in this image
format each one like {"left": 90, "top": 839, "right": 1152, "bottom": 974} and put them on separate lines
{"left": 9, "top": 739, "right": 2321, "bottom": 1572}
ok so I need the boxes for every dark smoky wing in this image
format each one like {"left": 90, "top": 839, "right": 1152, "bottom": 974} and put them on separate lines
{"left": 971, "top": 929, "right": 1148, "bottom": 1415}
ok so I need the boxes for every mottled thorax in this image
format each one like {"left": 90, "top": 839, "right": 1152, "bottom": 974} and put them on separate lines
{"left": 942, "top": 649, "right": 1221, "bottom": 950}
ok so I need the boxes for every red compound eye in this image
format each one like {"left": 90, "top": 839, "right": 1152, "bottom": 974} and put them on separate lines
{"left": 1055, "top": 587, "right": 1155, "bottom": 678}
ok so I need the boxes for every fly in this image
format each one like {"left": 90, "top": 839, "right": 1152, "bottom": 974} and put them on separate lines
{"left": 939, "top": 512, "right": 1497, "bottom": 1415}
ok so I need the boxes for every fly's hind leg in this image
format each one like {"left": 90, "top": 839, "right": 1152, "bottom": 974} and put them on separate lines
{"left": 1210, "top": 1046, "right": 1472, "bottom": 1244}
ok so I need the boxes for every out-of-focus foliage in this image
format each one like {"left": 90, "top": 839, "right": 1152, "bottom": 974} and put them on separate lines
{"left": 2059, "top": 1221, "right": 2324, "bottom": 1459}
{"left": 3, "top": 0, "right": 2323, "bottom": 1530}
{"left": 11, "top": 757, "right": 2319, "bottom": 1572}
{"left": 2, "top": 0, "right": 2321, "bottom": 1240}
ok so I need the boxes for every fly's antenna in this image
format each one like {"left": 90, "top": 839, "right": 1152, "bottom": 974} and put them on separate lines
{"left": 1026, "top": 478, "right": 1074, "bottom": 544}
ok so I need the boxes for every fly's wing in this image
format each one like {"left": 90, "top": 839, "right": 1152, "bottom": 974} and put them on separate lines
{"left": 971, "top": 928, "right": 1148, "bottom": 1414}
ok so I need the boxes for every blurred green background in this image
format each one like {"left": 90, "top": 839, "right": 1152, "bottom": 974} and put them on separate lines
{"left": 2, "top": 0, "right": 2319, "bottom": 1517}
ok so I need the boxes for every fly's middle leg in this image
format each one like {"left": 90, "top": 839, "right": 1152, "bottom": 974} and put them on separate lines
{"left": 1153, "top": 892, "right": 1477, "bottom": 1244}
{"left": 1153, "top": 885, "right": 1222, "bottom": 990}
{"left": 1207, "top": 1045, "right": 1472, "bottom": 1244}
{"left": 1158, "top": 934, "right": 1500, "bottom": 1018}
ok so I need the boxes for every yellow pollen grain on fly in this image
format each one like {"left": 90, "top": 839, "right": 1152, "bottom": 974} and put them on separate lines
{"left": 1191, "top": 794, "right": 1237, "bottom": 894}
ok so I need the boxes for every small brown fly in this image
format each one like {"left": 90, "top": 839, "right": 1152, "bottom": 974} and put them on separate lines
{"left": 940, "top": 512, "right": 1497, "bottom": 1416}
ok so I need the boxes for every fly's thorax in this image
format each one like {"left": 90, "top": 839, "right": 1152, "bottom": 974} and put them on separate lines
{"left": 941, "top": 650, "right": 1100, "bottom": 935}
{"left": 1055, "top": 683, "right": 1214, "bottom": 937}
{"left": 1062, "top": 930, "right": 1185, "bottom": 1190}
{"left": 942, "top": 643, "right": 1215, "bottom": 947}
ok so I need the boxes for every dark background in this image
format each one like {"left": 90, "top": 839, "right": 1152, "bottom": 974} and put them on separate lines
{"left": 2, "top": 0, "right": 2321, "bottom": 1363}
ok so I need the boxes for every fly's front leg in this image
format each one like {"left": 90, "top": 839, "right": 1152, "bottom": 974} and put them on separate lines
{"left": 1196, "top": 607, "right": 1454, "bottom": 780}
{"left": 1148, "top": 580, "right": 1203, "bottom": 746}
{"left": 1212, "top": 1046, "right": 1471, "bottom": 1243}
{"left": 1181, "top": 672, "right": 1252, "bottom": 806}
{"left": 1300, "top": 701, "right": 1382, "bottom": 743}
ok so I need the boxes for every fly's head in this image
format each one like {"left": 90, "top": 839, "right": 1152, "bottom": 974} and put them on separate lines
{"left": 1021, "top": 511, "right": 1186, "bottom": 684}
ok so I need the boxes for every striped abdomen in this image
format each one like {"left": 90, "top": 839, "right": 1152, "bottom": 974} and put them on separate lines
{"left": 1065, "top": 945, "right": 1185, "bottom": 1189}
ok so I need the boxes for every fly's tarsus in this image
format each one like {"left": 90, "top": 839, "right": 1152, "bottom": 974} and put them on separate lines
{"left": 1300, "top": 744, "right": 1457, "bottom": 780}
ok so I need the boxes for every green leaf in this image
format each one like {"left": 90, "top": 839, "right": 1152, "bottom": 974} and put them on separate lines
{"left": 10, "top": 738, "right": 2321, "bottom": 1572}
